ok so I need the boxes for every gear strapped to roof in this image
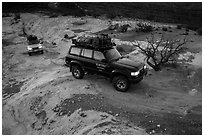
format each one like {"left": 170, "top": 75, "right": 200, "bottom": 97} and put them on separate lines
{"left": 72, "top": 34, "right": 116, "bottom": 50}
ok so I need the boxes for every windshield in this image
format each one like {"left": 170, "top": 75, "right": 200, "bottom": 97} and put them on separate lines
{"left": 104, "top": 48, "right": 121, "bottom": 61}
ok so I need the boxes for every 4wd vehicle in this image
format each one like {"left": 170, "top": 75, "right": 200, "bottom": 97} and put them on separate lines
{"left": 27, "top": 35, "right": 44, "bottom": 56}
{"left": 65, "top": 34, "right": 147, "bottom": 92}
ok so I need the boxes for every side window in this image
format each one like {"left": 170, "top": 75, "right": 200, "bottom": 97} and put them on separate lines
{"left": 70, "top": 47, "right": 81, "bottom": 55}
{"left": 81, "top": 49, "right": 93, "bottom": 58}
{"left": 94, "top": 51, "right": 106, "bottom": 61}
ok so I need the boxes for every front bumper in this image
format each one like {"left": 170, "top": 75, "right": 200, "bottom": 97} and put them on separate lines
{"left": 129, "top": 68, "right": 147, "bottom": 83}
{"left": 28, "top": 49, "right": 43, "bottom": 53}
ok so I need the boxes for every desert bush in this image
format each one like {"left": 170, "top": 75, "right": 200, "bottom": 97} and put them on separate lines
{"left": 11, "top": 13, "right": 21, "bottom": 24}
{"left": 181, "top": 32, "right": 189, "bottom": 35}
{"left": 135, "top": 22, "right": 153, "bottom": 33}
{"left": 64, "top": 34, "right": 69, "bottom": 39}
{"left": 177, "top": 25, "right": 182, "bottom": 29}
{"left": 108, "top": 23, "right": 119, "bottom": 30}
{"left": 118, "top": 24, "right": 130, "bottom": 33}
{"left": 2, "top": 39, "right": 14, "bottom": 46}
{"left": 116, "top": 46, "right": 125, "bottom": 53}
{"left": 185, "top": 28, "right": 189, "bottom": 32}
{"left": 14, "top": 13, "right": 20, "bottom": 20}
{"left": 162, "top": 27, "right": 168, "bottom": 31}
{"left": 116, "top": 44, "right": 134, "bottom": 54}
{"left": 134, "top": 34, "right": 187, "bottom": 71}
{"left": 196, "top": 27, "right": 202, "bottom": 35}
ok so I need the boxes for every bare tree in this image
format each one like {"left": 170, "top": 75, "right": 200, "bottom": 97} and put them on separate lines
{"left": 134, "top": 34, "right": 187, "bottom": 71}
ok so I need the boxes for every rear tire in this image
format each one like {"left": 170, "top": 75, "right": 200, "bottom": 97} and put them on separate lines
{"left": 71, "top": 65, "right": 84, "bottom": 79}
{"left": 112, "top": 75, "right": 129, "bottom": 92}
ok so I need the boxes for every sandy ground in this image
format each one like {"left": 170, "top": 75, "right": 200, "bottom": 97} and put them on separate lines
{"left": 2, "top": 13, "right": 202, "bottom": 135}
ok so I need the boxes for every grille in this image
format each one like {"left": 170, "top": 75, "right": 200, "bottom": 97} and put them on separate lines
{"left": 32, "top": 47, "right": 39, "bottom": 50}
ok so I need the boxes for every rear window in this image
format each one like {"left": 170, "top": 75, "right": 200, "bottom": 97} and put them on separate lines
{"left": 81, "top": 49, "right": 93, "bottom": 58}
{"left": 94, "top": 51, "right": 105, "bottom": 61}
{"left": 70, "top": 47, "right": 81, "bottom": 55}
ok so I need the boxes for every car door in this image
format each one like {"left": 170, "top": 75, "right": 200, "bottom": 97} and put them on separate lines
{"left": 80, "top": 48, "right": 95, "bottom": 71}
{"left": 93, "top": 50, "right": 111, "bottom": 77}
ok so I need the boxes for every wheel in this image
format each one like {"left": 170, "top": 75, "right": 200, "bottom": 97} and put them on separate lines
{"left": 71, "top": 65, "right": 84, "bottom": 79}
{"left": 41, "top": 50, "right": 44, "bottom": 54}
{"left": 112, "top": 75, "right": 129, "bottom": 92}
{"left": 28, "top": 52, "right": 32, "bottom": 56}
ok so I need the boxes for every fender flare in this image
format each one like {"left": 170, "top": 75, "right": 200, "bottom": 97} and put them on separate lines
{"left": 70, "top": 61, "right": 84, "bottom": 72}
{"left": 111, "top": 69, "right": 130, "bottom": 81}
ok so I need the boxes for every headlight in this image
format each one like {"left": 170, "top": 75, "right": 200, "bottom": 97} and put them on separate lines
{"left": 131, "top": 71, "right": 140, "bottom": 76}
{"left": 144, "top": 65, "right": 147, "bottom": 69}
{"left": 39, "top": 45, "right": 43, "bottom": 48}
{"left": 27, "top": 46, "right": 32, "bottom": 50}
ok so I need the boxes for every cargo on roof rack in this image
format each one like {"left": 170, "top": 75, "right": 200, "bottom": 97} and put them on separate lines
{"left": 72, "top": 34, "right": 116, "bottom": 50}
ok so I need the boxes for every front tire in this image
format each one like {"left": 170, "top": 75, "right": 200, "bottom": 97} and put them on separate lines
{"left": 112, "top": 75, "right": 129, "bottom": 92}
{"left": 71, "top": 65, "right": 84, "bottom": 79}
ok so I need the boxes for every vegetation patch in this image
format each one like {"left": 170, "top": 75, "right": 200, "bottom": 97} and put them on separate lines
{"left": 134, "top": 34, "right": 187, "bottom": 71}
{"left": 2, "top": 39, "right": 14, "bottom": 46}
{"left": 135, "top": 22, "right": 153, "bottom": 33}
{"left": 2, "top": 79, "right": 24, "bottom": 100}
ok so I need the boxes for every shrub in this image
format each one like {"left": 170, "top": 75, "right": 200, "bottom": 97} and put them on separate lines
{"left": 177, "top": 25, "right": 182, "bottom": 29}
{"left": 185, "top": 28, "right": 189, "bottom": 32}
{"left": 162, "top": 27, "right": 168, "bottom": 31}
{"left": 118, "top": 24, "right": 130, "bottom": 33}
{"left": 135, "top": 22, "right": 153, "bottom": 33}
{"left": 64, "top": 34, "right": 69, "bottom": 39}
{"left": 116, "top": 46, "right": 125, "bottom": 53}
{"left": 181, "top": 32, "right": 189, "bottom": 35}
{"left": 2, "top": 39, "right": 14, "bottom": 46}
{"left": 14, "top": 13, "right": 20, "bottom": 21}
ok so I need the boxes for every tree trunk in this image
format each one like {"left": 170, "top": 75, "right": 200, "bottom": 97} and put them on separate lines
{"left": 146, "top": 57, "right": 161, "bottom": 71}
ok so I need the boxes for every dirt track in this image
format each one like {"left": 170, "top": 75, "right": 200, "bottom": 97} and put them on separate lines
{"left": 2, "top": 13, "right": 202, "bottom": 135}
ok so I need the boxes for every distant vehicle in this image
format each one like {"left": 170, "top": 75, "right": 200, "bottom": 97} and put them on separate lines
{"left": 65, "top": 34, "right": 147, "bottom": 92}
{"left": 27, "top": 35, "right": 44, "bottom": 56}
{"left": 27, "top": 43, "right": 43, "bottom": 56}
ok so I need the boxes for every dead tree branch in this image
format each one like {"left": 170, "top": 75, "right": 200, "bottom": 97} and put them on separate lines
{"left": 134, "top": 34, "right": 187, "bottom": 71}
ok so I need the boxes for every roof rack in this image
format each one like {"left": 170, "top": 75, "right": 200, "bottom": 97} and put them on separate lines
{"left": 72, "top": 34, "right": 116, "bottom": 50}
